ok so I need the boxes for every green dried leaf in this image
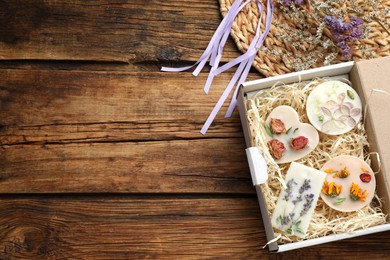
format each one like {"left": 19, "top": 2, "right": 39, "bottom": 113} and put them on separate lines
{"left": 296, "top": 227, "right": 304, "bottom": 234}
{"left": 293, "top": 127, "right": 299, "bottom": 133}
{"left": 286, "top": 127, "right": 292, "bottom": 134}
{"left": 347, "top": 90, "right": 355, "bottom": 100}
{"left": 263, "top": 123, "right": 273, "bottom": 138}
{"left": 333, "top": 197, "right": 346, "bottom": 205}
{"left": 350, "top": 194, "right": 359, "bottom": 201}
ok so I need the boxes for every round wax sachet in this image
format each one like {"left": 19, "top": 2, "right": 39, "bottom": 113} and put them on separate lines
{"left": 306, "top": 80, "right": 362, "bottom": 135}
{"left": 320, "top": 155, "right": 376, "bottom": 212}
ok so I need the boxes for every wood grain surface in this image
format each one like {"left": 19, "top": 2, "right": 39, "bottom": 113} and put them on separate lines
{"left": 1, "top": 0, "right": 390, "bottom": 258}
{"left": 0, "top": 0, "right": 238, "bottom": 62}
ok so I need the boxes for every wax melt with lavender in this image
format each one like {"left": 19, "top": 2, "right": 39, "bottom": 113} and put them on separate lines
{"left": 271, "top": 162, "right": 327, "bottom": 238}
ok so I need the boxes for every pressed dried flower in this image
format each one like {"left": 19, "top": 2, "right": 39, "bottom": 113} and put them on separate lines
{"left": 350, "top": 182, "right": 368, "bottom": 202}
{"left": 360, "top": 173, "right": 371, "bottom": 183}
{"left": 292, "top": 195, "right": 303, "bottom": 205}
{"left": 322, "top": 181, "right": 342, "bottom": 198}
{"left": 290, "top": 136, "right": 309, "bottom": 151}
{"left": 299, "top": 179, "right": 311, "bottom": 194}
{"left": 283, "top": 179, "right": 298, "bottom": 202}
{"left": 323, "top": 168, "right": 334, "bottom": 174}
{"left": 279, "top": 212, "right": 295, "bottom": 226}
{"left": 360, "top": 171, "right": 372, "bottom": 183}
{"left": 300, "top": 193, "right": 314, "bottom": 217}
{"left": 271, "top": 118, "right": 287, "bottom": 134}
{"left": 320, "top": 90, "right": 362, "bottom": 132}
{"left": 267, "top": 139, "right": 286, "bottom": 160}
{"left": 333, "top": 166, "right": 350, "bottom": 179}
{"left": 292, "top": 179, "right": 312, "bottom": 205}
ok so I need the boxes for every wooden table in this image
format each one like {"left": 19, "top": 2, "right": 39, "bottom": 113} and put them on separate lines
{"left": 1, "top": 1, "right": 389, "bottom": 258}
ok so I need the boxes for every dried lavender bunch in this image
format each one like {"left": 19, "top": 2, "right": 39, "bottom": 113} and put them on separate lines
{"left": 282, "top": 0, "right": 304, "bottom": 4}
{"left": 274, "top": 0, "right": 389, "bottom": 70}
{"left": 325, "top": 16, "right": 364, "bottom": 59}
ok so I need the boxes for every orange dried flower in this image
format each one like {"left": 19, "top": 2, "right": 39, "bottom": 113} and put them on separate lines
{"left": 324, "top": 168, "right": 334, "bottom": 174}
{"left": 350, "top": 183, "right": 368, "bottom": 202}
{"left": 333, "top": 167, "right": 350, "bottom": 179}
{"left": 322, "top": 181, "right": 342, "bottom": 198}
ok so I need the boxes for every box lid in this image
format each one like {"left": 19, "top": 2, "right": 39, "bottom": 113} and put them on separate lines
{"left": 351, "top": 56, "right": 390, "bottom": 216}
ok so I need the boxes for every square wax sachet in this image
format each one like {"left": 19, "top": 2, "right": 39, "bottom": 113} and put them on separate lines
{"left": 271, "top": 162, "right": 326, "bottom": 238}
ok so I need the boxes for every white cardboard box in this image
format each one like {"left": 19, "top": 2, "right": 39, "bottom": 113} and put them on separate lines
{"left": 237, "top": 57, "right": 390, "bottom": 252}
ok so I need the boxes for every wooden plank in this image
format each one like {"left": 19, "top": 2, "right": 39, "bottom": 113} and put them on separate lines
{"left": 0, "top": 197, "right": 389, "bottom": 259}
{"left": 0, "top": 69, "right": 245, "bottom": 138}
{"left": 0, "top": 197, "right": 265, "bottom": 259}
{"left": 0, "top": 139, "right": 251, "bottom": 193}
{"left": 0, "top": 0, "right": 239, "bottom": 63}
{"left": 0, "top": 69, "right": 258, "bottom": 193}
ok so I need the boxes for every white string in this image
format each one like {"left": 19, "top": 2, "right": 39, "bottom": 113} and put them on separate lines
{"left": 262, "top": 233, "right": 282, "bottom": 249}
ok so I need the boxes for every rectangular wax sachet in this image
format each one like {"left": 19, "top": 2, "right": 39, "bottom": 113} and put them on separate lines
{"left": 271, "top": 162, "right": 326, "bottom": 238}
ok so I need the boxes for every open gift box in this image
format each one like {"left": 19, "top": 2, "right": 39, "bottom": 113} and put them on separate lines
{"left": 237, "top": 56, "right": 390, "bottom": 252}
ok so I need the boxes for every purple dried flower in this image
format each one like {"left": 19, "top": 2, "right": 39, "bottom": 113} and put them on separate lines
{"left": 299, "top": 179, "right": 311, "bottom": 194}
{"left": 292, "top": 195, "right": 302, "bottom": 205}
{"left": 325, "top": 16, "right": 344, "bottom": 33}
{"left": 282, "top": 0, "right": 304, "bottom": 5}
{"left": 280, "top": 212, "right": 295, "bottom": 226}
{"left": 300, "top": 193, "right": 314, "bottom": 216}
{"left": 283, "top": 179, "right": 297, "bottom": 201}
{"left": 325, "top": 15, "right": 364, "bottom": 59}
{"left": 350, "top": 30, "right": 364, "bottom": 41}
{"left": 350, "top": 17, "right": 364, "bottom": 27}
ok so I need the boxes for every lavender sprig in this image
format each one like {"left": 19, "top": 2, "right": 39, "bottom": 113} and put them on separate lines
{"left": 325, "top": 16, "right": 364, "bottom": 59}
{"left": 299, "top": 179, "right": 311, "bottom": 194}
{"left": 292, "top": 195, "right": 302, "bottom": 205}
{"left": 300, "top": 193, "right": 315, "bottom": 217}
{"left": 292, "top": 179, "right": 311, "bottom": 205}
{"left": 281, "top": 0, "right": 304, "bottom": 5}
{"left": 280, "top": 212, "right": 296, "bottom": 226}
{"left": 283, "top": 179, "right": 297, "bottom": 201}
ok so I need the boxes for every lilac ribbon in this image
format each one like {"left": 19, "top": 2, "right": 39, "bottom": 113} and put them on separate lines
{"left": 224, "top": 0, "right": 274, "bottom": 118}
{"left": 161, "top": 0, "right": 274, "bottom": 135}
{"left": 161, "top": 0, "right": 246, "bottom": 76}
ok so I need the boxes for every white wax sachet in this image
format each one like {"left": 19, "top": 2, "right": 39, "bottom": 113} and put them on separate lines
{"left": 264, "top": 106, "right": 319, "bottom": 164}
{"left": 306, "top": 80, "right": 362, "bottom": 135}
{"left": 271, "top": 162, "right": 327, "bottom": 238}
{"left": 320, "top": 155, "right": 376, "bottom": 212}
